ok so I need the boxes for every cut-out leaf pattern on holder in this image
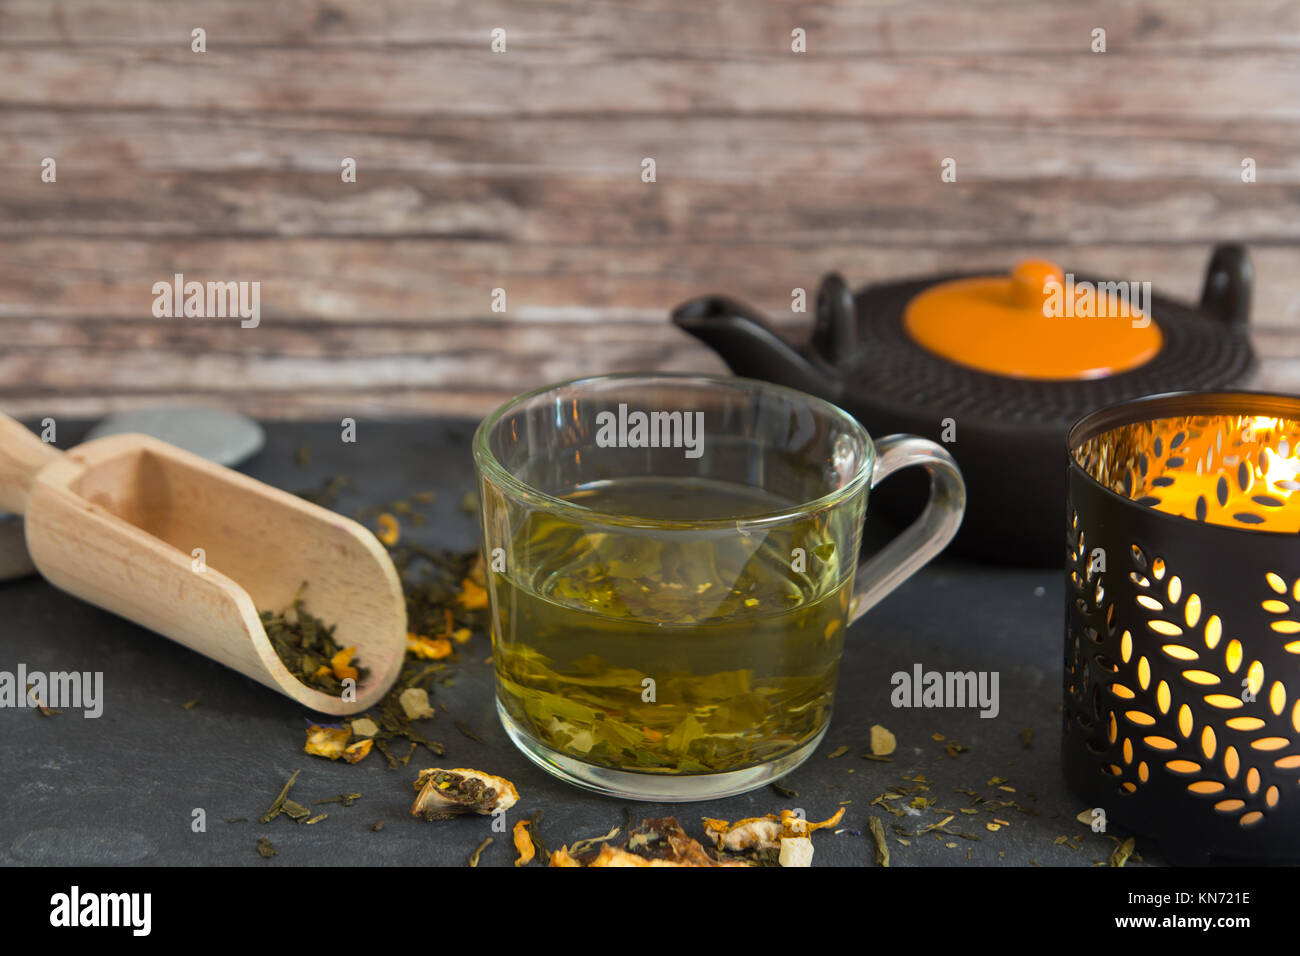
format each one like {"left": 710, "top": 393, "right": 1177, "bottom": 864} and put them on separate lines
{"left": 1065, "top": 508, "right": 1299, "bottom": 831}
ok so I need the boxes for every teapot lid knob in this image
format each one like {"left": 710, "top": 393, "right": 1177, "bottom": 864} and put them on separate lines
{"left": 1011, "top": 259, "right": 1065, "bottom": 311}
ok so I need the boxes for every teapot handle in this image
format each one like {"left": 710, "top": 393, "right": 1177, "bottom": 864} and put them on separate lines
{"left": 1200, "top": 244, "right": 1252, "bottom": 328}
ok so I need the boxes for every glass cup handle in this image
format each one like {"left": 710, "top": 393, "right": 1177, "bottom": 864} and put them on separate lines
{"left": 848, "top": 434, "right": 967, "bottom": 625}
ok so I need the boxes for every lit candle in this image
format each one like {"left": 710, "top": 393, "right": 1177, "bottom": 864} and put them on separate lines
{"left": 1077, "top": 413, "right": 1300, "bottom": 532}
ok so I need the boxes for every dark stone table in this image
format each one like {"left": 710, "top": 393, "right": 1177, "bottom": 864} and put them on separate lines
{"left": 1, "top": 420, "right": 1152, "bottom": 866}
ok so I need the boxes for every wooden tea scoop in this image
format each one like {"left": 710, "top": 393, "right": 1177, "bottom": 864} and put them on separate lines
{"left": 0, "top": 413, "right": 406, "bottom": 714}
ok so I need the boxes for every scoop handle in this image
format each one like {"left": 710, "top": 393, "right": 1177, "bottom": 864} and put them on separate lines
{"left": 0, "top": 413, "right": 63, "bottom": 513}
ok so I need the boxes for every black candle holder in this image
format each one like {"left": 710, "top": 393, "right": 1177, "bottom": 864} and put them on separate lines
{"left": 1064, "top": 391, "right": 1300, "bottom": 864}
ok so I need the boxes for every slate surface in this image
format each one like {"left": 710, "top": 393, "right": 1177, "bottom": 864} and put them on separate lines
{"left": 0, "top": 419, "right": 1155, "bottom": 867}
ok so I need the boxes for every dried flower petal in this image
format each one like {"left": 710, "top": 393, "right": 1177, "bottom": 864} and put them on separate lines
{"left": 375, "top": 513, "right": 400, "bottom": 547}
{"left": 407, "top": 634, "right": 453, "bottom": 660}
{"left": 456, "top": 578, "right": 489, "bottom": 610}
{"left": 305, "top": 725, "right": 350, "bottom": 760}
{"left": 513, "top": 819, "right": 536, "bottom": 867}
{"left": 343, "top": 738, "right": 373, "bottom": 764}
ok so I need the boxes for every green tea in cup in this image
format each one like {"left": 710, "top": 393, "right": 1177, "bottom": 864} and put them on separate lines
{"left": 473, "top": 375, "right": 964, "bottom": 801}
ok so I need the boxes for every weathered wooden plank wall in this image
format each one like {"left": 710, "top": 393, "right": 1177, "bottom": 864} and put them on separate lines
{"left": 2, "top": 0, "right": 1299, "bottom": 418}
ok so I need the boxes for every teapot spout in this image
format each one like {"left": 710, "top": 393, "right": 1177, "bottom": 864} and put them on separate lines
{"left": 671, "top": 294, "right": 836, "bottom": 398}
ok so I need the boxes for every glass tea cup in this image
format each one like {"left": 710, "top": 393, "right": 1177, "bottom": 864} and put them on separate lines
{"left": 472, "top": 374, "right": 965, "bottom": 800}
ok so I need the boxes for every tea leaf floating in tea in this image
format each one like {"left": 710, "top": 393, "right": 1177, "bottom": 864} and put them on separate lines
{"left": 411, "top": 768, "right": 519, "bottom": 820}
{"left": 261, "top": 584, "right": 370, "bottom": 695}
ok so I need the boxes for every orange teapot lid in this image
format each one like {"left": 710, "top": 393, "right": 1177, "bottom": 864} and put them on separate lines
{"left": 902, "top": 260, "right": 1163, "bottom": 380}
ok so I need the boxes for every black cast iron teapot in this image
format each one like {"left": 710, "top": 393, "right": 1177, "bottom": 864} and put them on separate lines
{"left": 671, "top": 245, "right": 1256, "bottom": 565}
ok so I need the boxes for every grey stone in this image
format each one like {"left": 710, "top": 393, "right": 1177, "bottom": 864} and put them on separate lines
{"left": 84, "top": 407, "right": 265, "bottom": 467}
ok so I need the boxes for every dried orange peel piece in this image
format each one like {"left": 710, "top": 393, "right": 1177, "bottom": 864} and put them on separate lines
{"left": 330, "top": 646, "right": 359, "bottom": 682}
{"left": 456, "top": 578, "right": 488, "bottom": 610}
{"left": 407, "top": 633, "right": 453, "bottom": 660}
{"left": 411, "top": 768, "right": 519, "bottom": 820}
{"left": 343, "top": 738, "right": 373, "bottom": 764}
{"left": 513, "top": 819, "right": 536, "bottom": 866}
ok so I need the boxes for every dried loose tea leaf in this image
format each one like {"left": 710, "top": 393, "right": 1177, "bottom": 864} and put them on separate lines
{"left": 260, "top": 585, "right": 369, "bottom": 694}
{"left": 295, "top": 475, "right": 353, "bottom": 508}
{"left": 256, "top": 838, "right": 276, "bottom": 858}
{"left": 567, "top": 826, "right": 621, "bottom": 857}
{"left": 182, "top": 698, "right": 200, "bottom": 711}
{"left": 259, "top": 770, "right": 301, "bottom": 823}
{"left": 455, "top": 720, "right": 484, "bottom": 743}
{"left": 827, "top": 745, "right": 849, "bottom": 759}
{"left": 1108, "top": 837, "right": 1136, "bottom": 868}
{"left": 1020, "top": 727, "right": 1034, "bottom": 749}
{"left": 771, "top": 781, "right": 798, "bottom": 799}
{"left": 468, "top": 836, "right": 493, "bottom": 867}
{"left": 315, "top": 792, "right": 362, "bottom": 807}
{"left": 868, "top": 817, "right": 890, "bottom": 867}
